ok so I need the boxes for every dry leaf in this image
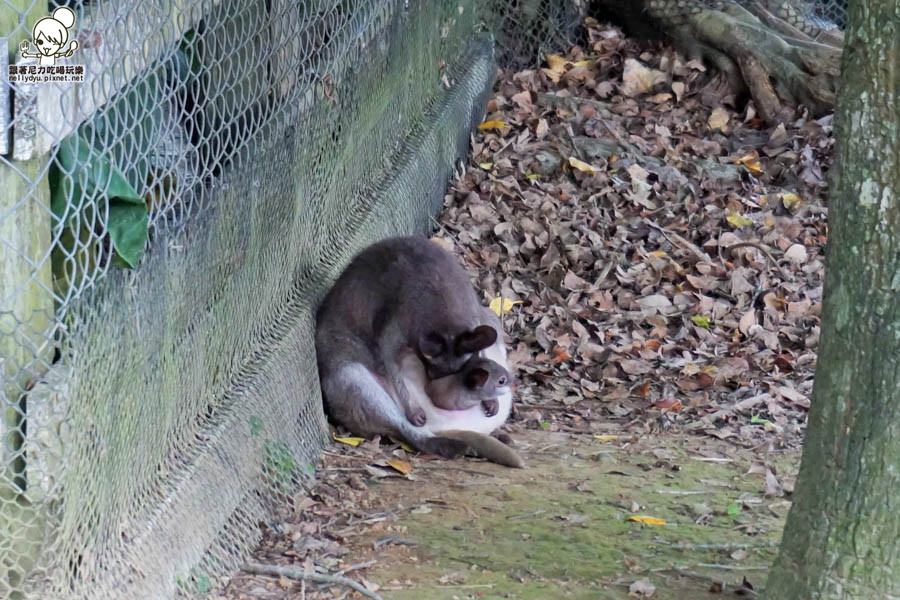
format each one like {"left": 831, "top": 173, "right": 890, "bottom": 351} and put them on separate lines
{"left": 542, "top": 53, "right": 568, "bottom": 82}
{"left": 489, "top": 296, "right": 523, "bottom": 316}
{"left": 629, "top": 579, "right": 656, "bottom": 598}
{"left": 478, "top": 119, "right": 507, "bottom": 131}
{"left": 784, "top": 244, "right": 808, "bottom": 264}
{"left": 552, "top": 346, "right": 572, "bottom": 363}
{"left": 333, "top": 434, "right": 365, "bottom": 447}
{"left": 621, "top": 58, "right": 666, "bottom": 97}
{"left": 739, "top": 309, "right": 757, "bottom": 335}
{"left": 727, "top": 213, "right": 754, "bottom": 228}
{"left": 627, "top": 515, "right": 667, "bottom": 526}
{"left": 594, "top": 434, "right": 620, "bottom": 442}
{"left": 654, "top": 397, "right": 683, "bottom": 411}
{"left": 637, "top": 294, "right": 672, "bottom": 311}
{"left": 736, "top": 152, "right": 764, "bottom": 175}
{"left": 386, "top": 458, "right": 413, "bottom": 475}
{"left": 568, "top": 156, "right": 597, "bottom": 174}
{"left": 781, "top": 192, "right": 802, "bottom": 209}
{"left": 429, "top": 236, "right": 454, "bottom": 252}
{"left": 647, "top": 92, "right": 672, "bottom": 104}
{"left": 708, "top": 107, "right": 730, "bottom": 131}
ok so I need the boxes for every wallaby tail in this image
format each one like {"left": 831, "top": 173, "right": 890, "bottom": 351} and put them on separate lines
{"left": 431, "top": 430, "right": 525, "bottom": 468}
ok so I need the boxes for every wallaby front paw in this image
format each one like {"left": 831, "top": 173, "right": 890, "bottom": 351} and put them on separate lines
{"left": 407, "top": 408, "right": 427, "bottom": 427}
{"left": 482, "top": 398, "right": 499, "bottom": 417}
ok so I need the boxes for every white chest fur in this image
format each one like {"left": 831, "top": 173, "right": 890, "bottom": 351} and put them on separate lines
{"left": 405, "top": 339, "right": 513, "bottom": 436}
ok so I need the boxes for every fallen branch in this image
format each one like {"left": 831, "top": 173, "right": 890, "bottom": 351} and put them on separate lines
{"left": 721, "top": 240, "right": 793, "bottom": 280}
{"left": 243, "top": 562, "right": 383, "bottom": 600}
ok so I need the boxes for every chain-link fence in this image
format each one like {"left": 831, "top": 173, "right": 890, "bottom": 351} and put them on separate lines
{"left": 0, "top": 1, "right": 513, "bottom": 597}
{"left": 0, "top": 0, "right": 842, "bottom": 598}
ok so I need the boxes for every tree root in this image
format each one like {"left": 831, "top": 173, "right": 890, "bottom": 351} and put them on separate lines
{"left": 641, "top": 0, "right": 843, "bottom": 122}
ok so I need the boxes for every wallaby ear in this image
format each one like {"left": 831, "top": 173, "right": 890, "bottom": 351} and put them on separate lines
{"left": 455, "top": 325, "right": 497, "bottom": 354}
{"left": 418, "top": 332, "right": 446, "bottom": 360}
{"left": 463, "top": 367, "right": 490, "bottom": 390}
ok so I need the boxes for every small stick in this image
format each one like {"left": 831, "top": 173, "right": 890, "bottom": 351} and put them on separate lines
{"left": 244, "top": 562, "right": 383, "bottom": 600}
{"left": 722, "top": 241, "right": 792, "bottom": 280}
{"left": 334, "top": 560, "right": 377, "bottom": 576}
{"left": 696, "top": 563, "right": 770, "bottom": 571}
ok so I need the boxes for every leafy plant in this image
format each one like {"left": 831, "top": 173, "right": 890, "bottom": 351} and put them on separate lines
{"left": 50, "top": 134, "right": 148, "bottom": 269}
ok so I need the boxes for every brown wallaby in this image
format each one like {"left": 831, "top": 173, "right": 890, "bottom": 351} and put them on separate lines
{"left": 316, "top": 236, "right": 523, "bottom": 468}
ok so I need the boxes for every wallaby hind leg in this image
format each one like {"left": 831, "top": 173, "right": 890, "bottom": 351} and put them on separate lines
{"left": 321, "top": 362, "right": 407, "bottom": 439}
{"left": 321, "top": 362, "right": 438, "bottom": 452}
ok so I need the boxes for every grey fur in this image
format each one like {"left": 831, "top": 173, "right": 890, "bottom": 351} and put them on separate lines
{"left": 316, "top": 236, "right": 501, "bottom": 452}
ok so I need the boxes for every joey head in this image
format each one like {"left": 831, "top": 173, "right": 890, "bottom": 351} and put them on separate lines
{"left": 426, "top": 356, "right": 511, "bottom": 417}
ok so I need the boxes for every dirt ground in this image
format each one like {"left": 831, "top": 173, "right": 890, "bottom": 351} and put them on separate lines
{"left": 223, "top": 430, "right": 797, "bottom": 599}
{"left": 223, "top": 16, "right": 830, "bottom": 600}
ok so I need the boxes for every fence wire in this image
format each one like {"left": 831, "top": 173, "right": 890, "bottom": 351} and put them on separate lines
{"left": 0, "top": 0, "right": 842, "bottom": 598}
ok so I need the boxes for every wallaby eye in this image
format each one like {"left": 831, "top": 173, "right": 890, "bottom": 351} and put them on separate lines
{"left": 498, "top": 376, "right": 507, "bottom": 386}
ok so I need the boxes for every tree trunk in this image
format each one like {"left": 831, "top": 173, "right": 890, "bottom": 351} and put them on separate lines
{"left": 591, "top": 0, "right": 843, "bottom": 122}
{"left": 764, "top": 0, "right": 899, "bottom": 597}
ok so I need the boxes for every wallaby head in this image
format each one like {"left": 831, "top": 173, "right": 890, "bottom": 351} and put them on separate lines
{"left": 417, "top": 324, "right": 497, "bottom": 379}
{"left": 427, "top": 356, "right": 510, "bottom": 412}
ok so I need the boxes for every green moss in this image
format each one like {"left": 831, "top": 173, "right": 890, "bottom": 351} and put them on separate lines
{"left": 370, "top": 436, "right": 797, "bottom": 599}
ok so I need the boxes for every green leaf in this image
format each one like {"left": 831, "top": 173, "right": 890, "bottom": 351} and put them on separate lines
{"left": 107, "top": 203, "right": 149, "bottom": 268}
{"left": 750, "top": 414, "right": 772, "bottom": 425}
{"left": 51, "top": 133, "right": 148, "bottom": 269}
{"left": 726, "top": 503, "right": 741, "bottom": 519}
{"left": 691, "top": 314, "right": 711, "bottom": 329}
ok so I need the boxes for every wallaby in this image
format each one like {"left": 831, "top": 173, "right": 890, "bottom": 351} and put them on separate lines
{"left": 316, "top": 236, "right": 523, "bottom": 468}
{"left": 426, "top": 356, "right": 510, "bottom": 415}
{"left": 317, "top": 236, "right": 497, "bottom": 427}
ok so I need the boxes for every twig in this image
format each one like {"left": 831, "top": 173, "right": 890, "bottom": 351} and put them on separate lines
{"left": 647, "top": 567, "right": 757, "bottom": 596}
{"left": 244, "top": 562, "right": 383, "bottom": 600}
{"left": 686, "top": 393, "right": 770, "bottom": 429}
{"left": 696, "top": 563, "right": 770, "bottom": 571}
{"left": 565, "top": 123, "right": 587, "bottom": 162}
{"left": 721, "top": 240, "right": 792, "bottom": 280}
{"left": 646, "top": 220, "right": 711, "bottom": 262}
{"left": 334, "top": 560, "right": 377, "bottom": 576}
{"left": 507, "top": 509, "right": 547, "bottom": 521}
{"left": 373, "top": 536, "right": 418, "bottom": 550}
{"left": 663, "top": 541, "right": 777, "bottom": 551}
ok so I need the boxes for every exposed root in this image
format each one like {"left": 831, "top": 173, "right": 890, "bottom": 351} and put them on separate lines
{"left": 635, "top": 0, "right": 843, "bottom": 122}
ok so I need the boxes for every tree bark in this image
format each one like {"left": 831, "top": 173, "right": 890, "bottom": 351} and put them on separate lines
{"left": 765, "top": 0, "right": 899, "bottom": 597}
{"left": 591, "top": 0, "right": 843, "bottom": 122}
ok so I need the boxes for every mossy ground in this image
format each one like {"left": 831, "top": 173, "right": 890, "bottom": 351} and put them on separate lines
{"left": 347, "top": 431, "right": 798, "bottom": 599}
